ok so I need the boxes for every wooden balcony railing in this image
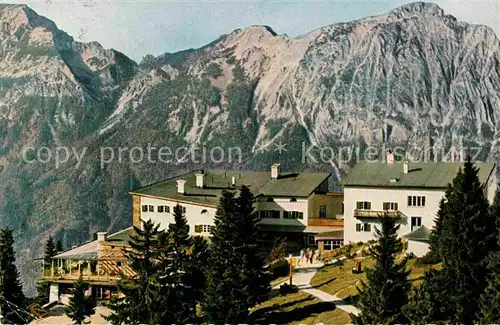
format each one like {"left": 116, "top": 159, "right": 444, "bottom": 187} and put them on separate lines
{"left": 354, "top": 210, "right": 401, "bottom": 219}
{"left": 308, "top": 218, "right": 344, "bottom": 227}
{"left": 42, "top": 268, "right": 122, "bottom": 284}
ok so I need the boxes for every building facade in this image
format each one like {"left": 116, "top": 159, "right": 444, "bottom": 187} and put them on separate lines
{"left": 43, "top": 228, "right": 135, "bottom": 304}
{"left": 130, "top": 164, "right": 344, "bottom": 253}
{"left": 342, "top": 154, "right": 496, "bottom": 256}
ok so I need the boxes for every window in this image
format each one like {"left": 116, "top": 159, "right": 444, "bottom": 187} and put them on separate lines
{"left": 323, "top": 240, "right": 342, "bottom": 251}
{"left": 319, "top": 205, "right": 327, "bottom": 218}
{"left": 194, "top": 225, "right": 212, "bottom": 233}
{"left": 364, "top": 223, "right": 371, "bottom": 232}
{"left": 383, "top": 202, "right": 398, "bottom": 211}
{"left": 290, "top": 198, "right": 297, "bottom": 202}
{"left": 308, "top": 236, "right": 316, "bottom": 246}
{"left": 157, "top": 206, "right": 170, "bottom": 213}
{"left": 142, "top": 205, "right": 148, "bottom": 212}
{"left": 356, "top": 201, "right": 371, "bottom": 210}
{"left": 411, "top": 217, "right": 422, "bottom": 231}
{"left": 356, "top": 223, "right": 363, "bottom": 232}
{"left": 408, "top": 196, "right": 426, "bottom": 207}
{"left": 201, "top": 209, "right": 208, "bottom": 214}
{"left": 148, "top": 205, "right": 154, "bottom": 212}
{"left": 259, "top": 210, "right": 280, "bottom": 219}
{"left": 284, "top": 211, "right": 303, "bottom": 219}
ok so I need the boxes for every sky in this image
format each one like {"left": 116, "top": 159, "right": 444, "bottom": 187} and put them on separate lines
{"left": 1, "top": 0, "right": 499, "bottom": 62}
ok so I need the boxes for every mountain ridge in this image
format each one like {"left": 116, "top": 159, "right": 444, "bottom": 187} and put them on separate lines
{"left": 0, "top": 1, "right": 498, "bottom": 295}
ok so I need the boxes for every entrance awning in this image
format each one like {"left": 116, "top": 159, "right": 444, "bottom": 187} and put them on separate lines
{"left": 403, "top": 225, "right": 431, "bottom": 242}
{"left": 314, "top": 230, "right": 344, "bottom": 241}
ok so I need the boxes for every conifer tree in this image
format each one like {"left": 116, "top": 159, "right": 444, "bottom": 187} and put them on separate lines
{"left": 44, "top": 235, "right": 58, "bottom": 267}
{"left": 156, "top": 204, "right": 197, "bottom": 324}
{"left": 352, "top": 215, "right": 410, "bottom": 324}
{"left": 64, "top": 275, "right": 96, "bottom": 324}
{"left": 36, "top": 235, "right": 59, "bottom": 305}
{"left": 203, "top": 187, "right": 269, "bottom": 323}
{"left": 478, "top": 192, "right": 500, "bottom": 323}
{"left": 0, "top": 228, "right": 27, "bottom": 324}
{"left": 107, "top": 220, "right": 164, "bottom": 325}
{"left": 403, "top": 269, "right": 448, "bottom": 324}
{"left": 430, "top": 158, "right": 497, "bottom": 323}
{"left": 56, "top": 240, "right": 63, "bottom": 253}
{"left": 235, "top": 186, "right": 270, "bottom": 305}
{"left": 35, "top": 280, "right": 50, "bottom": 306}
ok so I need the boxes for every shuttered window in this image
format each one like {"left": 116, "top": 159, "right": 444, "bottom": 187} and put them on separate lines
{"left": 356, "top": 201, "right": 371, "bottom": 210}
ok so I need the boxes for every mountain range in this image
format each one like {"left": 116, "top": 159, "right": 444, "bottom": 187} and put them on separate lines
{"left": 0, "top": 1, "right": 498, "bottom": 294}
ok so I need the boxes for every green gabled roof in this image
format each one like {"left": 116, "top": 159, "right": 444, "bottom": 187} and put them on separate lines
{"left": 403, "top": 225, "right": 432, "bottom": 242}
{"left": 130, "top": 170, "right": 331, "bottom": 203}
{"left": 341, "top": 161, "right": 495, "bottom": 189}
{"left": 106, "top": 227, "right": 134, "bottom": 242}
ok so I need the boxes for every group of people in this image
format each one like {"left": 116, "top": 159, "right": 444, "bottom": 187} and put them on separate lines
{"left": 300, "top": 248, "right": 320, "bottom": 265}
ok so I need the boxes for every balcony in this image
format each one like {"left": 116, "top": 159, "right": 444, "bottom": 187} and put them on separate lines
{"left": 353, "top": 209, "right": 402, "bottom": 219}
{"left": 307, "top": 218, "right": 344, "bottom": 227}
{"left": 42, "top": 258, "right": 133, "bottom": 285}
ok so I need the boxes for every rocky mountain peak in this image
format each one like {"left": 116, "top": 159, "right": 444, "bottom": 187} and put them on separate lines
{"left": 390, "top": 1, "right": 445, "bottom": 17}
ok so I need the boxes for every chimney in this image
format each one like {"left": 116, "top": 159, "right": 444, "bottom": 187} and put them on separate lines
{"left": 271, "top": 163, "right": 280, "bottom": 179}
{"left": 97, "top": 232, "right": 107, "bottom": 242}
{"left": 176, "top": 180, "right": 186, "bottom": 194}
{"left": 195, "top": 171, "right": 206, "bottom": 188}
{"left": 403, "top": 160, "right": 409, "bottom": 174}
{"left": 231, "top": 176, "right": 236, "bottom": 186}
{"left": 386, "top": 150, "right": 394, "bottom": 164}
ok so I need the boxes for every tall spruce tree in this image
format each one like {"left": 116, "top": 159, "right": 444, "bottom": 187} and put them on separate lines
{"left": 202, "top": 187, "right": 269, "bottom": 323}
{"left": 64, "top": 275, "right": 96, "bottom": 324}
{"left": 44, "top": 235, "right": 58, "bottom": 267}
{"left": 403, "top": 269, "right": 449, "bottom": 324}
{"left": 0, "top": 228, "right": 27, "bottom": 324}
{"left": 56, "top": 240, "right": 63, "bottom": 253}
{"left": 156, "top": 204, "right": 198, "bottom": 324}
{"left": 107, "top": 220, "right": 164, "bottom": 325}
{"left": 478, "top": 191, "right": 500, "bottom": 323}
{"left": 37, "top": 235, "right": 59, "bottom": 306}
{"left": 429, "top": 158, "right": 497, "bottom": 323}
{"left": 235, "top": 186, "right": 270, "bottom": 305}
{"left": 352, "top": 215, "right": 410, "bottom": 324}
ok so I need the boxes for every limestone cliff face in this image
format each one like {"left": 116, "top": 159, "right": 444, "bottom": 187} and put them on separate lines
{"left": 0, "top": 2, "right": 498, "bottom": 294}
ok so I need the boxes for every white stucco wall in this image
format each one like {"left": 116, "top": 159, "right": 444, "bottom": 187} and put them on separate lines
{"left": 49, "top": 283, "right": 59, "bottom": 303}
{"left": 140, "top": 197, "right": 216, "bottom": 236}
{"left": 140, "top": 196, "right": 311, "bottom": 236}
{"left": 407, "top": 240, "right": 430, "bottom": 257}
{"left": 344, "top": 187, "right": 445, "bottom": 244}
{"left": 256, "top": 198, "right": 309, "bottom": 226}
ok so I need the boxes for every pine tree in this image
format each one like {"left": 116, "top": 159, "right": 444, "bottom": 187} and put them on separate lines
{"left": 56, "top": 240, "right": 63, "bottom": 253}
{"left": 352, "top": 215, "right": 410, "bottom": 324}
{"left": 64, "top": 275, "right": 96, "bottom": 324}
{"left": 202, "top": 187, "right": 269, "bottom": 323}
{"left": 156, "top": 204, "right": 197, "bottom": 324}
{"left": 235, "top": 186, "right": 270, "bottom": 305}
{"left": 44, "top": 235, "right": 58, "bottom": 267}
{"left": 430, "top": 158, "right": 497, "bottom": 323}
{"left": 36, "top": 235, "right": 59, "bottom": 306}
{"left": 478, "top": 192, "right": 500, "bottom": 323}
{"left": 35, "top": 280, "right": 50, "bottom": 306}
{"left": 0, "top": 228, "right": 27, "bottom": 324}
{"left": 403, "top": 269, "right": 449, "bottom": 324}
{"left": 107, "top": 220, "right": 164, "bottom": 325}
